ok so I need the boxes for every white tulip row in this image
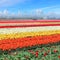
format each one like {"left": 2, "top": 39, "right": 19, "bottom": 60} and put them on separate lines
{"left": 0, "top": 26, "right": 60, "bottom": 34}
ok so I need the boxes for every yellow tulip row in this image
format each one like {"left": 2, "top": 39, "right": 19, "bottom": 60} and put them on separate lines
{"left": 0, "top": 30, "right": 60, "bottom": 40}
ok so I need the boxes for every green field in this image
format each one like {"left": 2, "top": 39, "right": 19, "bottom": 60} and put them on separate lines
{"left": 0, "top": 43, "right": 60, "bottom": 60}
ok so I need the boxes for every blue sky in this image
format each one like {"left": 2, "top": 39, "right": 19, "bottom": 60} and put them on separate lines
{"left": 0, "top": 0, "right": 60, "bottom": 13}
{"left": 0, "top": 0, "right": 60, "bottom": 18}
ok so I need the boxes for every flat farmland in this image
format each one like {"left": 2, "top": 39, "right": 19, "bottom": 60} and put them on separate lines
{"left": 0, "top": 19, "right": 60, "bottom": 60}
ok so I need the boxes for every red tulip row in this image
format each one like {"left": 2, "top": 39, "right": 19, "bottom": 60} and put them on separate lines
{"left": 0, "top": 34, "right": 60, "bottom": 50}
{"left": 0, "top": 20, "right": 60, "bottom": 23}
{"left": 0, "top": 24, "right": 60, "bottom": 28}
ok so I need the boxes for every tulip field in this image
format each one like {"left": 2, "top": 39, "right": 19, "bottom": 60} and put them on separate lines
{"left": 0, "top": 20, "right": 60, "bottom": 60}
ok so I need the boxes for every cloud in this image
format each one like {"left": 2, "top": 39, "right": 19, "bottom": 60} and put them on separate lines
{"left": 0, "top": 0, "right": 28, "bottom": 7}
{"left": 30, "top": 8, "right": 60, "bottom": 19}
{"left": 0, "top": 9, "right": 60, "bottom": 19}
{"left": 3, "top": 9, "right": 9, "bottom": 15}
{"left": 30, "top": 9, "right": 43, "bottom": 16}
{"left": 34, "top": 9, "right": 43, "bottom": 14}
{"left": 41, "top": 6, "right": 58, "bottom": 10}
{"left": 41, "top": 5, "right": 60, "bottom": 13}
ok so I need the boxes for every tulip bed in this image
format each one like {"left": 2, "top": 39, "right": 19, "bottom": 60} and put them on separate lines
{"left": 0, "top": 43, "right": 60, "bottom": 60}
{"left": 0, "top": 20, "right": 60, "bottom": 60}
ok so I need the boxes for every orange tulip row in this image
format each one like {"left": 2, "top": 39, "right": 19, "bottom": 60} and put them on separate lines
{"left": 0, "top": 34, "right": 60, "bottom": 50}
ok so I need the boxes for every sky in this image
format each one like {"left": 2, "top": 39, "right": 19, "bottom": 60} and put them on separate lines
{"left": 0, "top": 0, "right": 60, "bottom": 18}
